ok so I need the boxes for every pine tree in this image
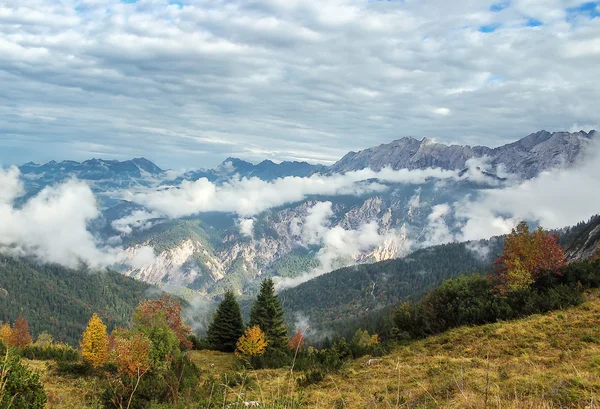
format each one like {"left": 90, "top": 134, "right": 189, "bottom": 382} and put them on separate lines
{"left": 207, "top": 290, "right": 244, "bottom": 352}
{"left": 81, "top": 313, "right": 109, "bottom": 368}
{"left": 249, "top": 278, "right": 288, "bottom": 351}
{"left": 10, "top": 315, "right": 32, "bottom": 349}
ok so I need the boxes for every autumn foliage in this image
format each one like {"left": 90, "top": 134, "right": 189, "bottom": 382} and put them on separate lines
{"left": 0, "top": 324, "right": 12, "bottom": 346}
{"left": 81, "top": 313, "right": 109, "bottom": 368}
{"left": 112, "top": 333, "right": 152, "bottom": 377}
{"left": 235, "top": 325, "right": 268, "bottom": 358}
{"left": 288, "top": 329, "right": 306, "bottom": 351}
{"left": 495, "top": 222, "right": 567, "bottom": 293}
{"left": 133, "top": 295, "right": 192, "bottom": 349}
{"left": 9, "top": 315, "right": 33, "bottom": 349}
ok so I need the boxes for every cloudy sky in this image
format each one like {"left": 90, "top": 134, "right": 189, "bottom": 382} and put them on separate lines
{"left": 0, "top": 0, "right": 599, "bottom": 169}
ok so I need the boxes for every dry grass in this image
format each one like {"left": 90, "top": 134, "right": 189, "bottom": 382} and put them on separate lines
{"left": 23, "top": 291, "right": 600, "bottom": 408}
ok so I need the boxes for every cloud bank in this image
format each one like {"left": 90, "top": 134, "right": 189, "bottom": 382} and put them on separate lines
{"left": 422, "top": 140, "right": 600, "bottom": 245}
{"left": 0, "top": 167, "right": 154, "bottom": 269}
{"left": 125, "top": 166, "right": 459, "bottom": 219}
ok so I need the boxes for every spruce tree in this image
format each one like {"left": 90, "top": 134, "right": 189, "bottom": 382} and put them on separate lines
{"left": 249, "top": 278, "right": 288, "bottom": 351}
{"left": 207, "top": 290, "right": 244, "bottom": 352}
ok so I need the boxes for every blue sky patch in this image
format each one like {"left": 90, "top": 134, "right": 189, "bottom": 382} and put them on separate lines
{"left": 490, "top": 2, "right": 510, "bottom": 12}
{"left": 567, "top": 1, "right": 600, "bottom": 20}
{"left": 479, "top": 23, "right": 501, "bottom": 33}
{"left": 525, "top": 18, "right": 543, "bottom": 27}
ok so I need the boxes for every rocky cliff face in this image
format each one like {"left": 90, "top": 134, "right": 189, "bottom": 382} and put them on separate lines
{"left": 565, "top": 216, "right": 600, "bottom": 262}
{"left": 331, "top": 130, "right": 596, "bottom": 178}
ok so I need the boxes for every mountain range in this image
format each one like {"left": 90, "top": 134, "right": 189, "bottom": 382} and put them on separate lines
{"left": 8, "top": 130, "right": 599, "bottom": 301}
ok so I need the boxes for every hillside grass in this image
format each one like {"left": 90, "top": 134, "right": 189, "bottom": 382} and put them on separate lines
{"left": 25, "top": 290, "right": 600, "bottom": 408}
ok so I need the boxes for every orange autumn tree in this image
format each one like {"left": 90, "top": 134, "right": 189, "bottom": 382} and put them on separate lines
{"left": 494, "top": 221, "right": 566, "bottom": 293}
{"left": 133, "top": 295, "right": 192, "bottom": 349}
{"left": 113, "top": 333, "right": 151, "bottom": 377}
{"left": 81, "top": 313, "right": 109, "bottom": 368}
{"left": 288, "top": 329, "right": 306, "bottom": 351}
{"left": 10, "top": 315, "right": 32, "bottom": 348}
{"left": 235, "top": 325, "right": 268, "bottom": 358}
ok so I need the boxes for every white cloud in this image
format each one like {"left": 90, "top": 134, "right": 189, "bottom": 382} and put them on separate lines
{"left": 422, "top": 204, "right": 454, "bottom": 246}
{"left": 0, "top": 168, "right": 154, "bottom": 269}
{"left": 450, "top": 139, "right": 600, "bottom": 241}
{"left": 277, "top": 201, "right": 411, "bottom": 289}
{"left": 239, "top": 218, "right": 255, "bottom": 237}
{"left": 433, "top": 107, "right": 451, "bottom": 116}
{"left": 125, "top": 166, "right": 459, "bottom": 219}
{"left": 112, "top": 210, "right": 162, "bottom": 235}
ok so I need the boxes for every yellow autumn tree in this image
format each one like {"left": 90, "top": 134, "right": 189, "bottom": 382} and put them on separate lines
{"left": 81, "top": 313, "right": 109, "bottom": 368}
{"left": 0, "top": 323, "right": 12, "bottom": 346}
{"left": 235, "top": 325, "right": 268, "bottom": 358}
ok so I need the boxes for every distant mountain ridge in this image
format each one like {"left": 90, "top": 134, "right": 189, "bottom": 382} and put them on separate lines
{"left": 16, "top": 130, "right": 596, "bottom": 183}
{"left": 20, "top": 157, "right": 163, "bottom": 178}
{"left": 331, "top": 130, "right": 597, "bottom": 178}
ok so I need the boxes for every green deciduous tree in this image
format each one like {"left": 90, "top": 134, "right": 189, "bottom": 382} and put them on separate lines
{"left": 249, "top": 278, "right": 288, "bottom": 351}
{"left": 207, "top": 290, "right": 244, "bottom": 352}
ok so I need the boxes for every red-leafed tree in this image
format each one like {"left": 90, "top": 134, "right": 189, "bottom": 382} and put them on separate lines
{"left": 10, "top": 315, "right": 32, "bottom": 349}
{"left": 288, "top": 329, "right": 306, "bottom": 351}
{"left": 133, "top": 295, "right": 192, "bottom": 349}
{"left": 494, "top": 221, "right": 566, "bottom": 293}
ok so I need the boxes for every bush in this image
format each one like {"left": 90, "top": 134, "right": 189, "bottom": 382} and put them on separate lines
{"left": 188, "top": 335, "right": 210, "bottom": 351}
{"left": 54, "top": 359, "right": 94, "bottom": 377}
{"left": 296, "top": 368, "right": 325, "bottom": 387}
{"left": 23, "top": 343, "right": 79, "bottom": 362}
{"left": 0, "top": 342, "right": 47, "bottom": 409}
{"left": 247, "top": 347, "right": 291, "bottom": 369}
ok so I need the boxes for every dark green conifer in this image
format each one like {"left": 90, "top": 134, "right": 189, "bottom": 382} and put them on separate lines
{"left": 207, "top": 290, "right": 244, "bottom": 352}
{"left": 249, "top": 278, "right": 288, "bottom": 350}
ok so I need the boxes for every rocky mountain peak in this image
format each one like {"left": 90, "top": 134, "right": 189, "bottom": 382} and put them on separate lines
{"left": 331, "top": 130, "right": 596, "bottom": 178}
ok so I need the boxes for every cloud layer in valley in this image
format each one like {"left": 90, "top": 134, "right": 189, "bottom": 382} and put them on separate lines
{"left": 1, "top": 0, "right": 599, "bottom": 167}
{"left": 277, "top": 201, "right": 412, "bottom": 289}
{"left": 123, "top": 166, "right": 460, "bottom": 220}
{"left": 0, "top": 167, "right": 154, "bottom": 269}
{"left": 424, "top": 139, "right": 600, "bottom": 244}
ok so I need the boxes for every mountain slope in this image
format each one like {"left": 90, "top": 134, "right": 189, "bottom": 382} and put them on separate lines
{"left": 281, "top": 291, "right": 600, "bottom": 407}
{"left": 279, "top": 239, "right": 503, "bottom": 330}
{"left": 563, "top": 215, "right": 600, "bottom": 261}
{"left": 0, "top": 256, "right": 152, "bottom": 345}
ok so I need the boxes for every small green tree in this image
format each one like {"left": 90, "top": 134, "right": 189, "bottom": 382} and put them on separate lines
{"left": 207, "top": 290, "right": 244, "bottom": 352}
{"left": 249, "top": 279, "right": 288, "bottom": 351}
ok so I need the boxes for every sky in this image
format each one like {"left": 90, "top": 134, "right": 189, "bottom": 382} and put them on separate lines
{"left": 0, "top": 0, "right": 599, "bottom": 169}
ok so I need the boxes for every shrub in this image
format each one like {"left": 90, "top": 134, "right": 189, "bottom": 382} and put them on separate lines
{"left": 23, "top": 343, "right": 79, "bottom": 362}
{"left": 296, "top": 369, "right": 325, "bottom": 387}
{"left": 0, "top": 341, "right": 47, "bottom": 409}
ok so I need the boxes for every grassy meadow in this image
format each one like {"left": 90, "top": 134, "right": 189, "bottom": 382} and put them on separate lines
{"left": 23, "top": 290, "right": 600, "bottom": 408}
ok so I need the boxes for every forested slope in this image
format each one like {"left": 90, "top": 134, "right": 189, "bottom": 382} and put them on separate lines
{"left": 279, "top": 239, "right": 503, "bottom": 331}
{"left": 0, "top": 256, "right": 152, "bottom": 344}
